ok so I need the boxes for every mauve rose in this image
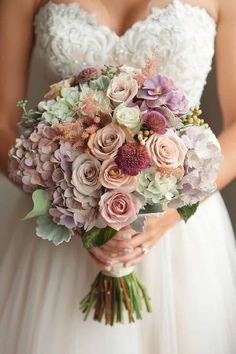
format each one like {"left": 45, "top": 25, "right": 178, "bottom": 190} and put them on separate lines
{"left": 107, "top": 74, "right": 138, "bottom": 105}
{"left": 72, "top": 153, "right": 101, "bottom": 195}
{"left": 99, "top": 190, "right": 142, "bottom": 230}
{"left": 88, "top": 123, "right": 126, "bottom": 161}
{"left": 100, "top": 158, "right": 138, "bottom": 192}
{"left": 146, "top": 129, "right": 187, "bottom": 170}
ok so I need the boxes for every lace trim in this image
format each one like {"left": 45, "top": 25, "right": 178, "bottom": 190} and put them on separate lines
{"left": 34, "top": 0, "right": 216, "bottom": 37}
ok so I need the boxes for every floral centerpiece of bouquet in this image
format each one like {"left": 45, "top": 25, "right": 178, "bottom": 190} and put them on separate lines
{"left": 9, "top": 59, "right": 222, "bottom": 325}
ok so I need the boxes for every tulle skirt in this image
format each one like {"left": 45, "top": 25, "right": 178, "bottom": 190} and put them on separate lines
{"left": 0, "top": 175, "right": 236, "bottom": 354}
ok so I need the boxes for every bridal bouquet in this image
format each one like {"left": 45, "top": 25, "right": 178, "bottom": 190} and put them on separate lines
{"left": 9, "top": 60, "right": 222, "bottom": 325}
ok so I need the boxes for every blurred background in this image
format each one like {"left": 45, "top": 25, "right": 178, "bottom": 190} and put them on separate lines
{"left": 202, "top": 60, "right": 236, "bottom": 233}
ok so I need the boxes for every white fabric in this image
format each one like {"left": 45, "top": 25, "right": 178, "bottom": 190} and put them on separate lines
{"left": 1, "top": 1, "right": 236, "bottom": 353}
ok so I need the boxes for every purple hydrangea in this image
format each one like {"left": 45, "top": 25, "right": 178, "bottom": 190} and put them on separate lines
{"left": 136, "top": 74, "right": 189, "bottom": 116}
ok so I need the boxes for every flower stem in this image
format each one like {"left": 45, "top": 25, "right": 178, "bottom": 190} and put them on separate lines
{"left": 80, "top": 271, "right": 152, "bottom": 325}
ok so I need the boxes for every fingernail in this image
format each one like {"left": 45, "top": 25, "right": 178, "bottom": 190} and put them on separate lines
{"left": 107, "top": 260, "right": 118, "bottom": 266}
{"left": 111, "top": 253, "right": 118, "bottom": 257}
{"left": 124, "top": 248, "right": 133, "bottom": 254}
{"left": 104, "top": 266, "right": 111, "bottom": 271}
{"left": 106, "top": 261, "right": 113, "bottom": 265}
{"left": 125, "top": 263, "right": 131, "bottom": 268}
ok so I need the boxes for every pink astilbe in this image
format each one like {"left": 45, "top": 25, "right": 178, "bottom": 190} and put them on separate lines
{"left": 134, "top": 57, "right": 157, "bottom": 87}
{"left": 78, "top": 97, "right": 112, "bottom": 118}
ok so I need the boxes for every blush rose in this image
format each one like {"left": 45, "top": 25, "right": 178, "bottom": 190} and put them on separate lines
{"left": 99, "top": 158, "right": 138, "bottom": 192}
{"left": 146, "top": 129, "right": 187, "bottom": 169}
{"left": 99, "top": 190, "right": 142, "bottom": 230}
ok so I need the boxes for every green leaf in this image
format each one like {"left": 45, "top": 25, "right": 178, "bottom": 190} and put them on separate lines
{"left": 130, "top": 216, "right": 146, "bottom": 233}
{"left": 177, "top": 202, "right": 199, "bottom": 223}
{"left": 36, "top": 214, "right": 73, "bottom": 246}
{"left": 139, "top": 203, "right": 163, "bottom": 215}
{"left": 23, "top": 190, "right": 52, "bottom": 220}
{"left": 82, "top": 226, "right": 117, "bottom": 248}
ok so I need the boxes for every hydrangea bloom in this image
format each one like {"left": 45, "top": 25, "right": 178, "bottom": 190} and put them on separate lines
{"left": 137, "top": 167, "right": 178, "bottom": 204}
{"left": 169, "top": 126, "right": 222, "bottom": 208}
{"left": 137, "top": 74, "right": 189, "bottom": 116}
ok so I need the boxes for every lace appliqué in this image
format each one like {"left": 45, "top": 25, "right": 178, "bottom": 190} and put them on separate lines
{"left": 34, "top": 0, "right": 216, "bottom": 106}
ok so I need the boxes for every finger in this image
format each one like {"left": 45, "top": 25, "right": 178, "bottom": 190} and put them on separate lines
{"left": 105, "top": 238, "right": 135, "bottom": 252}
{"left": 124, "top": 254, "right": 145, "bottom": 268}
{"left": 100, "top": 244, "right": 133, "bottom": 257}
{"left": 89, "top": 247, "right": 120, "bottom": 265}
{"left": 129, "top": 233, "right": 150, "bottom": 248}
{"left": 114, "top": 227, "right": 137, "bottom": 240}
{"left": 114, "top": 246, "right": 143, "bottom": 263}
{"left": 88, "top": 252, "right": 113, "bottom": 272}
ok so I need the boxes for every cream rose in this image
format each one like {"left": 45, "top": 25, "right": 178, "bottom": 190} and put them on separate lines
{"left": 88, "top": 123, "right": 126, "bottom": 161}
{"left": 107, "top": 74, "right": 138, "bottom": 105}
{"left": 99, "top": 190, "right": 142, "bottom": 230}
{"left": 99, "top": 158, "right": 138, "bottom": 192}
{"left": 72, "top": 153, "right": 101, "bottom": 195}
{"left": 113, "top": 105, "right": 143, "bottom": 135}
{"left": 146, "top": 129, "right": 187, "bottom": 169}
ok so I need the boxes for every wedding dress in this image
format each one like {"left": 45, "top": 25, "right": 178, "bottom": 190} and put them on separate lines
{"left": 1, "top": 1, "right": 236, "bottom": 353}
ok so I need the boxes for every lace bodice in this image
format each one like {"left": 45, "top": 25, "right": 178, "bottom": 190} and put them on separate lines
{"left": 29, "top": 0, "right": 216, "bottom": 107}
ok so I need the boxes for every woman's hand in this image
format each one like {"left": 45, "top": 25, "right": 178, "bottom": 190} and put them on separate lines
{"left": 87, "top": 208, "right": 180, "bottom": 271}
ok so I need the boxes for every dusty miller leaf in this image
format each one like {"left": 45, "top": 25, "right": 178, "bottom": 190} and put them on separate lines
{"left": 139, "top": 203, "right": 163, "bottom": 215}
{"left": 23, "top": 190, "right": 52, "bottom": 220}
{"left": 36, "top": 214, "right": 73, "bottom": 246}
{"left": 130, "top": 216, "right": 147, "bottom": 233}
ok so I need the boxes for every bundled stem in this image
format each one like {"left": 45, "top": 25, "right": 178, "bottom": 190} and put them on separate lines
{"left": 80, "top": 272, "right": 152, "bottom": 325}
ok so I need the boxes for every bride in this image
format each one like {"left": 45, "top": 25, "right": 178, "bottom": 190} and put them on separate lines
{"left": 0, "top": 0, "right": 236, "bottom": 353}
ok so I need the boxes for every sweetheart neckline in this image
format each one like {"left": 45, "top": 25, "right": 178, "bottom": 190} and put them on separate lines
{"left": 35, "top": 0, "right": 217, "bottom": 39}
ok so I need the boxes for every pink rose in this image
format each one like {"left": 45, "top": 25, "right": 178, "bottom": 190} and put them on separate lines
{"left": 99, "top": 158, "right": 138, "bottom": 192}
{"left": 146, "top": 129, "right": 187, "bottom": 169}
{"left": 88, "top": 123, "right": 126, "bottom": 161}
{"left": 99, "top": 191, "right": 142, "bottom": 230}
{"left": 72, "top": 153, "right": 101, "bottom": 195}
{"left": 106, "top": 74, "right": 138, "bottom": 105}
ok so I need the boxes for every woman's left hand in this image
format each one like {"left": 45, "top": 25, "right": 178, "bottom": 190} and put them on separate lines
{"left": 98, "top": 208, "right": 181, "bottom": 268}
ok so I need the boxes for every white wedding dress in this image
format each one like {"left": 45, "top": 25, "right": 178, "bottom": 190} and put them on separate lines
{"left": 1, "top": 1, "right": 236, "bottom": 353}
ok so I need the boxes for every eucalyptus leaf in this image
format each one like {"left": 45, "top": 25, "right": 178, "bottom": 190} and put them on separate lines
{"left": 82, "top": 226, "right": 117, "bottom": 248}
{"left": 36, "top": 214, "right": 73, "bottom": 246}
{"left": 177, "top": 202, "right": 199, "bottom": 223}
{"left": 130, "top": 216, "right": 146, "bottom": 233}
{"left": 23, "top": 190, "right": 52, "bottom": 220}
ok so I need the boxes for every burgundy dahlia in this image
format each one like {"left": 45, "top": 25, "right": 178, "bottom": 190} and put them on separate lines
{"left": 144, "top": 111, "right": 167, "bottom": 134}
{"left": 115, "top": 143, "right": 150, "bottom": 176}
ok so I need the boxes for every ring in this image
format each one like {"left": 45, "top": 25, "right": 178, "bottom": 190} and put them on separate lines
{"left": 139, "top": 245, "right": 149, "bottom": 255}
